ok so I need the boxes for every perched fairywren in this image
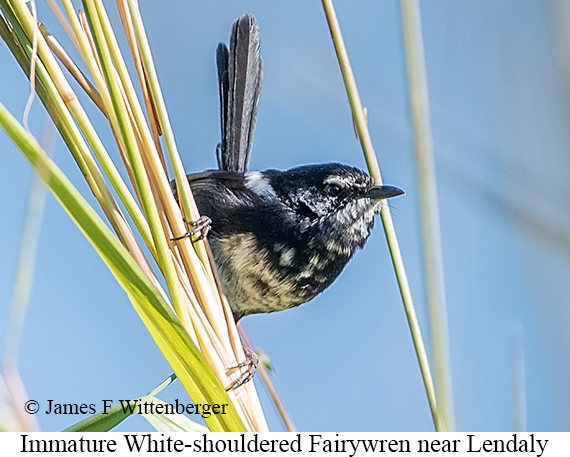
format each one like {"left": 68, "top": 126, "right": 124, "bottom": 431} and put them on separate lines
{"left": 188, "top": 164, "right": 403, "bottom": 321}
{"left": 179, "top": 14, "right": 404, "bottom": 322}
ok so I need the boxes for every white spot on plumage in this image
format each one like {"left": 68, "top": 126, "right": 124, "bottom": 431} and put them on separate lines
{"left": 245, "top": 172, "right": 276, "bottom": 199}
{"left": 279, "top": 247, "right": 296, "bottom": 267}
{"left": 273, "top": 243, "right": 285, "bottom": 252}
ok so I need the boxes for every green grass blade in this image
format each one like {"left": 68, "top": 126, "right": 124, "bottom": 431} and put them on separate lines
{"left": 0, "top": 101, "right": 246, "bottom": 432}
{"left": 63, "top": 374, "right": 178, "bottom": 432}
{"left": 62, "top": 401, "right": 137, "bottom": 432}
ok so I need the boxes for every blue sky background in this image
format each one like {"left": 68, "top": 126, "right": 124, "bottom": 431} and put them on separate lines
{"left": 1, "top": 1, "right": 570, "bottom": 431}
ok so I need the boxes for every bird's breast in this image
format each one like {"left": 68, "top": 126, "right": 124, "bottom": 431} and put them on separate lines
{"left": 209, "top": 232, "right": 354, "bottom": 318}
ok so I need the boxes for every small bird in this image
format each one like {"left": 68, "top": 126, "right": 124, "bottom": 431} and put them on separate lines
{"left": 188, "top": 164, "right": 403, "bottom": 321}
{"left": 178, "top": 14, "right": 404, "bottom": 322}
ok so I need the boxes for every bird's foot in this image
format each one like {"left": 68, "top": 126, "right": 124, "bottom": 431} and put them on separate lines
{"left": 171, "top": 215, "right": 211, "bottom": 242}
{"left": 225, "top": 346, "right": 259, "bottom": 390}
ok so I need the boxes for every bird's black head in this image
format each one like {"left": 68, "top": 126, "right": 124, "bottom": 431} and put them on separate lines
{"left": 258, "top": 163, "right": 402, "bottom": 224}
{"left": 245, "top": 163, "right": 403, "bottom": 255}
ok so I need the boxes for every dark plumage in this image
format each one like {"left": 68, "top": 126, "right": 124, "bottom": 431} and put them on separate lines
{"left": 187, "top": 164, "right": 403, "bottom": 320}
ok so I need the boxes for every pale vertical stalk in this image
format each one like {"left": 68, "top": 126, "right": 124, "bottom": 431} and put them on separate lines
{"left": 238, "top": 325, "right": 297, "bottom": 432}
{"left": 510, "top": 323, "right": 527, "bottom": 432}
{"left": 3, "top": 123, "right": 52, "bottom": 367}
{"left": 321, "top": 0, "right": 442, "bottom": 430}
{"left": 2, "top": 122, "right": 53, "bottom": 433}
{"left": 400, "top": 0, "right": 455, "bottom": 431}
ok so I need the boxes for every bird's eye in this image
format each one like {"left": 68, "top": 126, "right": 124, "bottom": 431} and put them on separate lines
{"left": 326, "top": 183, "right": 342, "bottom": 197}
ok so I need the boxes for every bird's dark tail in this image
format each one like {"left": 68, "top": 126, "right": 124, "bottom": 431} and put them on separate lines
{"left": 216, "top": 13, "right": 263, "bottom": 173}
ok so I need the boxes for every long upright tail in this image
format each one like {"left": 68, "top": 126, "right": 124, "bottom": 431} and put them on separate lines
{"left": 216, "top": 13, "right": 263, "bottom": 173}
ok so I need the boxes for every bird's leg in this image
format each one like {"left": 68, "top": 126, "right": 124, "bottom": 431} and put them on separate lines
{"left": 225, "top": 345, "right": 259, "bottom": 390}
{"left": 171, "top": 215, "right": 212, "bottom": 242}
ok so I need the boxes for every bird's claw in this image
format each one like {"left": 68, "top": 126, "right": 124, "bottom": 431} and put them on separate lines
{"left": 225, "top": 346, "right": 259, "bottom": 390}
{"left": 171, "top": 215, "right": 212, "bottom": 242}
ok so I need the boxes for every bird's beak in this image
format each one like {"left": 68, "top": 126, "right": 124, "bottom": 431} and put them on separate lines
{"left": 360, "top": 185, "right": 405, "bottom": 200}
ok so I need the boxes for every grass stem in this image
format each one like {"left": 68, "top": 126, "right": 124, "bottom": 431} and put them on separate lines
{"left": 400, "top": 0, "right": 455, "bottom": 431}
{"left": 321, "top": 0, "right": 442, "bottom": 430}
